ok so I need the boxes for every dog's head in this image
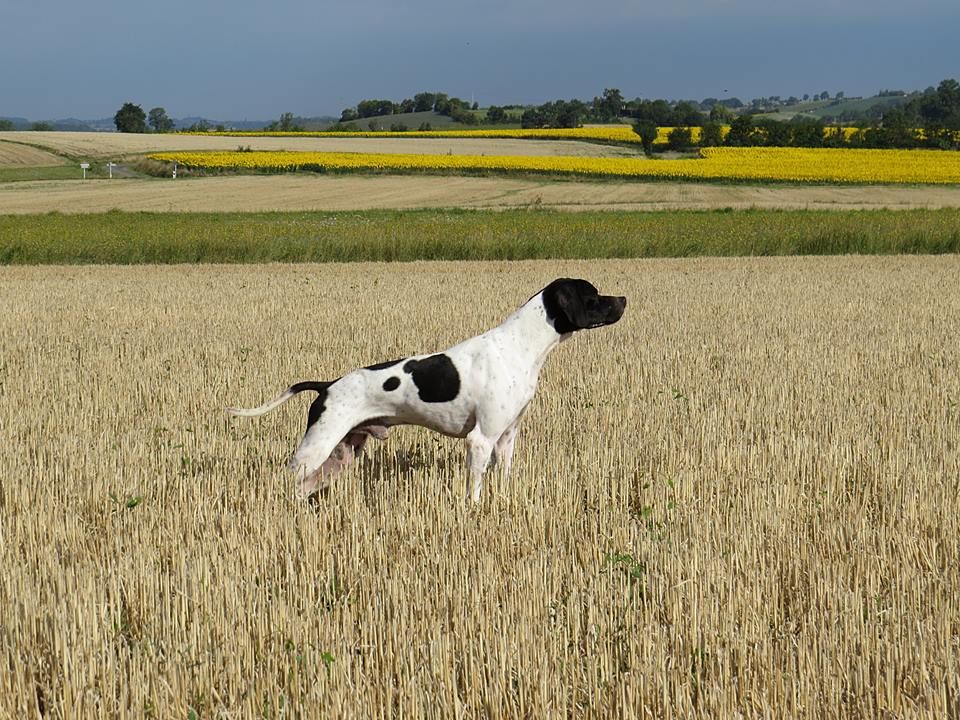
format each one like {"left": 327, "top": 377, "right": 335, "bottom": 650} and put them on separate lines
{"left": 541, "top": 278, "right": 627, "bottom": 335}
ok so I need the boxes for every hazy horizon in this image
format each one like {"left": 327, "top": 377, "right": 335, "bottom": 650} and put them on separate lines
{"left": 2, "top": 0, "right": 957, "bottom": 121}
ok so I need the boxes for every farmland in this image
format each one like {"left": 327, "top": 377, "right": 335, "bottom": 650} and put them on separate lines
{"left": 149, "top": 146, "right": 960, "bottom": 184}
{"left": 2, "top": 258, "right": 958, "bottom": 717}
{"left": 2, "top": 126, "right": 959, "bottom": 717}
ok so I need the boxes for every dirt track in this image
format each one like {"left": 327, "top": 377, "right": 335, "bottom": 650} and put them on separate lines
{"left": 1, "top": 174, "right": 959, "bottom": 214}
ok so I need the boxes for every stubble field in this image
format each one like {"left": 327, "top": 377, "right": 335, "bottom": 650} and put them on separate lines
{"left": 2, "top": 258, "right": 958, "bottom": 718}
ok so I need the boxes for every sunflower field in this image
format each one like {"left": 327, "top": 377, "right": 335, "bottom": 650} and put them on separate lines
{"left": 149, "top": 147, "right": 960, "bottom": 184}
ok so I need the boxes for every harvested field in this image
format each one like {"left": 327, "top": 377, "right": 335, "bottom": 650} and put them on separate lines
{"left": 3, "top": 174, "right": 960, "bottom": 214}
{"left": 0, "top": 131, "right": 643, "bottom": 160}
{"left": 0, "top": 139, "right": 68, "bottom": 167}
{"left": 1, "top": 257, "right": 958, "bottom": 717}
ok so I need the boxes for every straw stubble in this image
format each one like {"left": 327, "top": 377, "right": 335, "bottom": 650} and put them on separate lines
{"left": 1, "top": 257, "right": 957, "bottom": 717}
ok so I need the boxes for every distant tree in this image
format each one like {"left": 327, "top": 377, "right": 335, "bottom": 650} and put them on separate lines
{"left": 413, "top": 92, "right": 437, "bottom": 112}
{"left": 486, "top": 105, "right": 507, "bottom": 124}
{"left": 340, "top": 107, "right": 359, "bottom": 122}
{"left": 264, "top": 112, "right": 304, "bottom": 132}
{"left": 521, "top": 107, "right": 545, "bottom": 129}
{"left": 906, "top": 78, "right": 960, "bottom": 147}
{"left": 592, "top": 88, "right": 624, "bottom": 122}
{"left": 672, "top": 101, "right": 703, "bottom": 126}
{"left": 755, "top": 117, "right": 791, "bottom": 146}
{"left": 30, "top": 121, "right": 53, "bottom": 131}
{"left": 630, "top": 99, "right": 674, "bottom": 126}
{"left": 863, "top": 108, "right": 918, "bottom": 148}
{"left": 327, "top": 121, "right": 361, "bottom": 132}
{"left": 0, "top": 119, "right": 15, "bottom": 130}
{"left": 709, "top": 104, "right": 734, "bottom": 123}
{"left": 148, "top": 107, "right": 175, "bottom": 133}
{"left": 356, "top": 99, "right": 396, "bottom": 118}
{"left": 726, "top": 114, "right": 762, "bottom": 146}
{"left": 114, "top": 102, "right": 147, "bottom": 133}
{"left": 632, "top": 120, "right": 658, "bottom": 155}
{"left": 666, "top": 126, "right": 694, "bottom": 152}
{"left": 789, "top": 116, "right": 825, "bottom": 147}
{"left": 699, "top": 120, "right": 725, "bottom": 147}
{"left": 399, "top": 98, "right": 416, "bottom": 114}
{"left": 432, "top": 93, "right": 450, "bottom": 114}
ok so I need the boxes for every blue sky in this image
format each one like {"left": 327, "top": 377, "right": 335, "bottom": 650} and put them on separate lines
{"left": 2, "top": 0, "right": 958, "bottom": 121}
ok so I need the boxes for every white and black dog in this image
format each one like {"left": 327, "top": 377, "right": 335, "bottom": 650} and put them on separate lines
{"left": 228, "top": 278, "right": 626, "bottom": 502}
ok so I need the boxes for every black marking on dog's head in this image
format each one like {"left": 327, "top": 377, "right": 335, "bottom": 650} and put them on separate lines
{"left": 365, "top": 358, "right": 404, "bottom": 371}
{"left": 403, "top": 354, "right": 460, "bottom": 403}
{"left": 541, "top": 278, "right": 626, "bottom": 335}
{"left": 382, "top": 376, "right": 400, "bottom": 392}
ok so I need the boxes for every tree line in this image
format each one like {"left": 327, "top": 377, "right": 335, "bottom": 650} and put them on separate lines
{"left": 107, "top": 78, "right": 959, "bottom": 151}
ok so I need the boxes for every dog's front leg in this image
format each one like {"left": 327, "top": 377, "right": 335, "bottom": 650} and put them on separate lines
{"left": 465, "top": 428, "right": 495, "bottom": 503}
{"left": 493, "top": 419, "right": 522, "bottom": 478}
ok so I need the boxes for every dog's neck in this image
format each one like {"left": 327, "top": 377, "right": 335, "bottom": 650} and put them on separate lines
{"left": 493, "top": 291, "right": 567, "bottom": 369}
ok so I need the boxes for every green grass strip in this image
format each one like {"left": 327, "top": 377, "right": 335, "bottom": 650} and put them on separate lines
{"left": 1, "top": 208, "right": 958, "bottom": 265}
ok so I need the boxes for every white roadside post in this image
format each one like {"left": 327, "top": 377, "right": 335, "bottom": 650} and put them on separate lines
{"left": 106, "top": 162, "right": 116, "bottom": 179}
{"left": 80, "top": 162, "right": 90, "bottom": 179}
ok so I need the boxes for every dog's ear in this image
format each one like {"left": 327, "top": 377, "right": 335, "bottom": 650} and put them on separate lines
{"left": 541, "top": 278, "right": 625, "bottom": 333}
{"left": 542, "top": 278, "right": 594, "bottom": 334}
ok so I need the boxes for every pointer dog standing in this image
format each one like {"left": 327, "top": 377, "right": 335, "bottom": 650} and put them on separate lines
{"left": 228, "top": 278, "right": 626, "bottom": 502}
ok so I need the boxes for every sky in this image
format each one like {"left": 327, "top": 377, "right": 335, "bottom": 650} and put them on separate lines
{"left": 2, "top": 0, "right": 958, "bottom": 121}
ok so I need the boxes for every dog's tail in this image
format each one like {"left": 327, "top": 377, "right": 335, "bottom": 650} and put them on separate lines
{"left": 226, "top": 381, "right": 332, "bottom": 418}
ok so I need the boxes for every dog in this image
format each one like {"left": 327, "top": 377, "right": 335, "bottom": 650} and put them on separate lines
{"left": 227, "top": 278, "right": 626, "bottom": 502}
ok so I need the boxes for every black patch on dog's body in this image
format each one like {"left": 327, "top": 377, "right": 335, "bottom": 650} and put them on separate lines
{"left": 403, "top": 354, "right": 460, "bottom": 403}
{"left": 365, "top": 358, "right": 404, "bottom": 371}
{"left": 292, "top": 380, "right": 334, "bottom": 429}
{"left": 383, "top": 376, "right": 400, "bottom": 392}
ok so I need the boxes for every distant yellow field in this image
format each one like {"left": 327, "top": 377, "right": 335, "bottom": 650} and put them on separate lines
{"left": 150, "top": 146, "right": 960, "bottom": 184}
{"left": 2, "top": 258, "right": 958, "bottom": 717}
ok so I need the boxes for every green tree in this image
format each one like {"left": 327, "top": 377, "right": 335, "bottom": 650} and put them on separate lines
{"left": 666, "top": 126, "right": 694, "bottom": 152}
{"left": 709, "top": 104, "right": 733, "bottom": 123}
{"left": 592, "top": 88, "right": 624, "bottom": 122}
{"left": 486, "top": 105, "right": 507, "bottom": 124}
{"left": 148, "top": 107, "right": 174, "bottom": 133}
{"left": 726, "top": 114, "right": 761, "bottom": 146}
{"left": 699, "top": 120, "right": 725, "bottom": 147}
{"left": 633, "top": 120, "right": 658, "bottom": 155}
{"left": 0, "top": 119, "right": 14, "bottom": 131}
{"left": 114, "top": 102, "right": 147, "bottom": 133}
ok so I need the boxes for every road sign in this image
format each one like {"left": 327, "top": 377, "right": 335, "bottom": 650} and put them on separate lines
{"left": 80, "top": 162, "right": 90, "bottom": 179}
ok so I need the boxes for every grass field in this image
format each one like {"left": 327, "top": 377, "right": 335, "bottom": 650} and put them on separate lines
{"left": 1, "top": 258, "right": 958, "bottom": 717}
{"left": 1, "top": 208, "right": 959, "bottom": 264}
